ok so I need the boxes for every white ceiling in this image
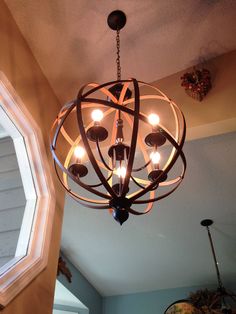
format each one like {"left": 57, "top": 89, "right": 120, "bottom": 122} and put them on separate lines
{"left": 5, "top": 0, "right": 236, "bottom": 104}
{"left": 5, "top": 0, "right": 236, "bottom": 297}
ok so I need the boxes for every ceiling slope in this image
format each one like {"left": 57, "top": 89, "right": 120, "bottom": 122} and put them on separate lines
{"left": 5, "top": 0, "right": 236, "bottom": 104}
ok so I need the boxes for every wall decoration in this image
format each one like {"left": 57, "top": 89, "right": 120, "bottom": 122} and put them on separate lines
{"left": 181, "top": 67, "right": 211, "bottom": 101}
{"left": 57, "top": 256, "right": 72, "bottom": 283}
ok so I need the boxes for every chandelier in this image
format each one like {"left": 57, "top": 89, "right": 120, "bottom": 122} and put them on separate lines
{"left": 200, "top": 219, "right": 236, "bottom": 314}
{"left": 164, "top": 220, "right": 236, "bottom": 314}
{"left": 50, "top": 10, "right": 186, "bottom": 224}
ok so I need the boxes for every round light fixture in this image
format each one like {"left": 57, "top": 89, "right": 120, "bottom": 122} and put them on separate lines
{"left": 50, "top": 10, "right": 186, "bottom": 225}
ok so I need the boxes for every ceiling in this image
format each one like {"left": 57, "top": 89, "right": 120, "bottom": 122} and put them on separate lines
{"left": 5, "top": 0, "right": 236, "bottom": 297}
{"left": 61, "top": 131, "right": 236, "bottom": 295}
{"left": 5, "top": 0, "right": 236, "bottom": 104}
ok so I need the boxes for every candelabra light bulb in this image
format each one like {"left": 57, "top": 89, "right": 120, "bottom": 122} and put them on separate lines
{"left": 91, "top": 109, "right": 104, "bottom": 122}
{"left": 117, "top": 166, "right": 126, "bottom": 178}
{"left": 148, "top": 113, "right": 160, "bottom": 126}
{"left": 150, "top": 151, "right": 161, "bottom": 164}
{"left": 74, "top": 146, "right": 85, "bottom": 160}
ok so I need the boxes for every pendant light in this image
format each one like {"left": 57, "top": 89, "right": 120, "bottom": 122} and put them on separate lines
{"left": 201, "top": 219, "right": 236, "bottom": 314}
{"left": 50, "top": 10, "right": 186, "bottom": 224}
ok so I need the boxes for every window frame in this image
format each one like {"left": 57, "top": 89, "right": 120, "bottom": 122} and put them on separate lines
{"left": 0, "top": 72, "right": 56, "bottom": 308}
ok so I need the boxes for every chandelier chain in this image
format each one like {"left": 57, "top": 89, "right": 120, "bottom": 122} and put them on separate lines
{"left": 116, "top": 29, "right": 121, "bottom": 80}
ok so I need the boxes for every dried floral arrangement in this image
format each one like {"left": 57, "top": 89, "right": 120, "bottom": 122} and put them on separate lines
{"left": 189, "top": 289, "right": 221, "bottom": 313}
{"left": 189, "top": 288, "right": 236, "bottom": 314}
{"left": 181, "top": 68, "right": 211, "bottom": 101}
{"left": 57, "top": 256, "right": 72, "bottom": 283}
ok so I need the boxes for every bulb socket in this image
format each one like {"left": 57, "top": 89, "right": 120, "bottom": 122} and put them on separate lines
{"left": 108, "top": 143, "right": 130, "bottom": 161}
{"left": 148, "top": 169, "right": 167, "bottom": 183}
{"left": 86, "top": 126, "right": 108, "bottom": 142}
{"left": 68, "top": 163, "right": 88, "bottom": 178}
{"left": 145, "top": 131, "right": 166, "bottom": 147}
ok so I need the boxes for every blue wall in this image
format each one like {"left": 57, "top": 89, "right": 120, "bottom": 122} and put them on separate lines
{"left": 58, "top": 253, "right": 103, "bottom": 314}
{"left": 58, "top": 254, "right": 235, "bottom": 314}
{"left": 103, "top": 285, "right": 222, "bottom": 314}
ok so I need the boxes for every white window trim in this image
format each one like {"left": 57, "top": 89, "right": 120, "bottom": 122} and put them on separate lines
{"left": 0, "top": 72, "right": 56, "bottom": 308}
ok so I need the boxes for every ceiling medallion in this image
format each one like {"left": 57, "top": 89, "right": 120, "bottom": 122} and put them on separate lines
{"left": 50, "top": 10, "right": 186, "bottom": 225}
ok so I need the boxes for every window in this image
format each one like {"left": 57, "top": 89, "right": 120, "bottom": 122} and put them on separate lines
{"left": 0, "top": 72, "right": 55, "bottom": 308}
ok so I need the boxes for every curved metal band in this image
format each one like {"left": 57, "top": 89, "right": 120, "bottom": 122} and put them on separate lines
{"left": 132, "top": 159, "right": 152, "bottom": 172}
{"left": 86, "top": 172, "right": 113, "bottom": 188}
{"left": 121, "top": 78, "right": 140, "bottom": 197}
{"left": 76, "top": 85, "right": 116, "bottom": 198}
{"left": 50, "top": 101, "right": 76, "bottom": 150}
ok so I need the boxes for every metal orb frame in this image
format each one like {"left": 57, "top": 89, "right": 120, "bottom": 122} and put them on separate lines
{"left": 50, "top": 78, "right": 186, "bottom": 224}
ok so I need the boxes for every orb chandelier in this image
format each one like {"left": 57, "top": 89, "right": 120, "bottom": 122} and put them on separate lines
{"left": 50, "top": 10, "right": 186, "bottom": 225}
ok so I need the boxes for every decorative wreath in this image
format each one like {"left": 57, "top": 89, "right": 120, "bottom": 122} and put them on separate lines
{"left": 181, "top": 68, "right": 211, "bottom": 101}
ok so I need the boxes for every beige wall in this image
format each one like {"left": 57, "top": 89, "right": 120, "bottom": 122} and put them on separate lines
{"left": 151, "top": 50, "right": 236, "bottom": 140}
{"left": 0, "top": 2, "right": 64, "bottom": 313}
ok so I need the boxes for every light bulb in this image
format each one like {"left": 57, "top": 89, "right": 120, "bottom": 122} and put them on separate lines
{"left": 74, "top": 146, "right": 85, "bottom": 160}
{"left": 91, "top": 109, "right": 103, "bottom": 122}
{"left": 148, "top": 113, "right": 160, "bottom": 126}
{"left": 150, "top": 151, "right": 161, "bottom": 164}
{"left": 117, "top": 166, "right": 126, "bottom": 178}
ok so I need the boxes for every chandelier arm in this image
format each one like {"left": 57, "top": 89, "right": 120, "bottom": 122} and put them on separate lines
{"left": 96, "top": 139, "right": 114, "bottom": 172}
{"left": 130, "top": 175, "right": 146, "bottom": 190}
{"left": 76, "top": 88, "right": 117, "bottom": 198}
{"left": 130, "top": 175, "right": 157, "bottom": 192}
{"left": 51, "top": 147, "right": 112, "bottom": 199}
{"left": 132, "top": 177, "right": 183, "bottom": 205}
{"left": 53, "top": 160, "right": 110, "bottom": 208}
{"left": 85, "top": 172, "right": 113, "bottom": 188}
{"left": 132, "top": 159, "right": 152, "bottom": 172}
{"left": 129, "top": 119, "right": 186, "bottom": 202}
{"left": 128, "top": 206, "right": 152, "bottom": 216}
{"left": 121, "top": 78, "right": 140, "bottom": 197}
